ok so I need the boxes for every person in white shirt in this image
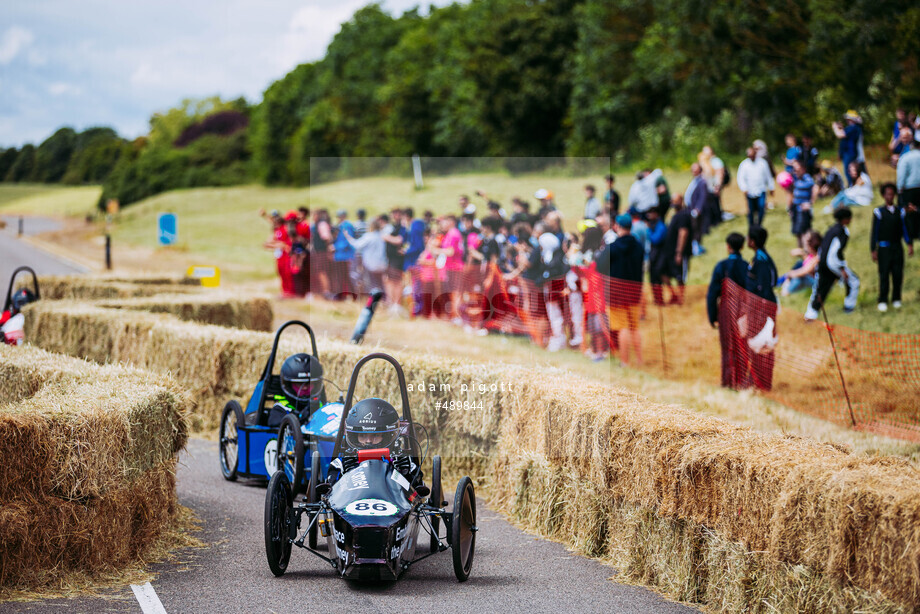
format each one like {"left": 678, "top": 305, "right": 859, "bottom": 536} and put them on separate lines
{"left": 627, "top": 169, "right": 663, "bottom": 214}
{"left": 737, "top": 147, "right": 775, "bottom": 227}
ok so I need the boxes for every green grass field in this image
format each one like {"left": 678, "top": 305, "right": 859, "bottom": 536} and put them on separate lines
{"left": 0, "top": 184, "right": 101, "bottom": 217}
{"left": 3, "top": 160, "right": 915, "bottom": 332}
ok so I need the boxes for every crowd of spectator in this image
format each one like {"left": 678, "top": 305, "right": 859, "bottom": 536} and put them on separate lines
{"left": 259, "top": 109, "right": 920, "bottom": 374}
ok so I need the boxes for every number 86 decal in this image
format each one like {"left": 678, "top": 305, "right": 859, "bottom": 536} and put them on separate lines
{"left": 345, "top": 499, "right": 399, "bottom": 516}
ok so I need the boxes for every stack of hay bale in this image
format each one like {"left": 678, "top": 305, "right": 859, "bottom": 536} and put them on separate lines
{"left": 0, "top": 345, "right": 187, "bottom": 589}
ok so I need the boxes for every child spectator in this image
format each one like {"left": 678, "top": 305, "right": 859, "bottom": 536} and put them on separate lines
{"left": 805, "top": 208, "right": 860, "bottom": 321}
{"left": 828, "top": 162, "right": 873, "bottom": 210}
{"left": 789, "top": 160, "right": 817, "bottom": 247}
{"left": 816, "top": 161, "right": 844, "bottom": 198}
{"left": 706, "top": 232, "right": 748, "bottom": 388}
{"left": 871, "top": 183, "right": 914, "bottom": 312}
{"left": 584, "top": 184, "right": 601, "bottom": 219}
{"left": 778, "top": 230, "right": 822, "bottom": 296}
{"left": 745, "top": 226, "right": 779, "bottom": 391}
{"left": 783, "top": 134, "right": 802, "bottom": 173}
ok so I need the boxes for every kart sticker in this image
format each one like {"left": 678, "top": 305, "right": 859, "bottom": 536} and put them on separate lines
{"left": 321, "top": 419, "right": 339, "bottom": 435}
{"left": 390, "top": 469, "right": 410, "bottom": 491}
{"left": 344, "top": 498, "right": 399, "bottom": 516}
{"left": 264, "top": 439, "right": 278, "bottom": 474}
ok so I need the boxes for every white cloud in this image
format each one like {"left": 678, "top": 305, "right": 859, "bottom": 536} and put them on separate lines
{"left": 47, "top": 82, "right": 81, "bottom": 97}
{"left": 0, "top": 26, "right": 34, "bottom": 65}
{"left": 0, "top": 1, "right": 463, "bottom": 146}
{"left": 273, "top": 2, "right": 366, "bottom": 72}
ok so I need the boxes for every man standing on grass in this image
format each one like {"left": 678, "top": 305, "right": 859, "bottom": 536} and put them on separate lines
{"left": 871, "top": 183, "right": 913, "bottom": 312}
{"left": 805, "top": 207, "right": 859, "bottom": 321}
{"left": 662, "top": 194, "right": 692, "bottom": 305}
{"left": 707, "top": 232, "right": 749, "bottom": 389}
{"left": 745, "top": 226, "right": 778, "bottom": 391}
{"left": 737, "top": 147, "right": 774, "bottom": 228}
{"left": 597, "top": 214, "right": 645, "bottom": 366}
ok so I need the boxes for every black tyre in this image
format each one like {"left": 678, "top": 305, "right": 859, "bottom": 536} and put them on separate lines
{"left": 278, "top": 414, "right": 304, "bottom": 497}
{"left": 219, "top": 400, "right": 244, "bottom": 481}
{"left": 451, "top": 477, "right": 476, "bottom": 582}
{"left": 308, "top": 450, "right": 321, "bottom": 549}
{"left": 429, "top": 456, "right": 442, "bottom": 553}
{"left": 264, "top": 470, "right": 293, "bottom": 576}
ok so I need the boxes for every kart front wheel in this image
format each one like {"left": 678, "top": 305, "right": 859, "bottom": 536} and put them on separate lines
{"left": 308, "top": 450, "right": 321, "bottom": 549}
{"left": 429, "top": 455, "right": 442, "bottom": 553}
{"left": 264, "top": 470, "right": 293, "bottom": 577}
{"left": 278, "top": 415, "right": 304, "bottom": 497}
{"left": 219, "top": 400, "right": 244, "bottom": 481}
{"left": 451, "top": 477, "right": 476, "bottom": 582}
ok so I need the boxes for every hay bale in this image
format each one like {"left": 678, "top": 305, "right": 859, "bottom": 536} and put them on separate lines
{"left": 35, "top": 275, "right": 201, "bottom": 301}
{"left": 0, "top": 345, "right": 187, "bottom": 590}
{"left": 22, "top": 299, "right": 920, "bottom": 611}
{"left": 96, "top": 293, "right": 273, "bottom": 331}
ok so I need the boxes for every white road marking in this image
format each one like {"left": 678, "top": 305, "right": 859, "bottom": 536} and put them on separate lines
{"left": 131, "top": 582, "right": 168, "bottom": 614}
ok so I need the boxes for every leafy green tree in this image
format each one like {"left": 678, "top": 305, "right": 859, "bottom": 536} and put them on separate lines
{"left": 33, "top": 127, "right": 77, "bottom": 182}
{"left": 4, "top": 145, "right": 36, "bottom": 182}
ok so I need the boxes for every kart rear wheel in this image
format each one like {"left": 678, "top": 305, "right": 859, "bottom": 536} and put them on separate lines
{"left": 307, "top": 450, "right": 321, "bottom": 549}
{"left": 278, "top": 414, "right": 304, "bottom": 497}
{"left": 264, "top": 470, "right": 293, "bottom": 577}
{"left": 429, "top": 455, "right": 442, "bottom": 553}
{"left": 451, "top": 477, "right": 476, "bottom": 582}
{"left": 219, "top": 400, "right": 244, "bottom": 481}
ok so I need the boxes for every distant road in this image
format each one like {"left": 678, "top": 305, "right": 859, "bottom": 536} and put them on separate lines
{"left": 3, "top": 439, "right": 699, "bottom": 614}
{"left": 0, "top": 216, "right": 86, "bottom": 287}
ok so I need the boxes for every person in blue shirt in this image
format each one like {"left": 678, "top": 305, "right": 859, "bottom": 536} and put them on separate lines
{"left": 332, "top": 210, "right": 356, "bottom": 298}
{"left": 833, "top": 111, "right": 865, "bottom": 186}
{"left": 745, "top": 225, "right": 778, "bottom": 391}
{"left": 789, "top": 160, "right": 816, "bottom": 248}
{"left": 783, "top": 134, "right": 802, "bottom": 173}
{"left": 646, "top": 208, "right": 669, "bottom": 305}
{"left": 402, "top": 207, "right": 427, "bottom": 269}
{"left": 801, "top": 135, "right": 819, "bottom": 175}
{"left": 706, "top": 232, "right": 748, "bottom": 388}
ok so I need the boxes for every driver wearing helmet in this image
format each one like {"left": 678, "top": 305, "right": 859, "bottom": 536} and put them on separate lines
{"left": 267, "top": 353, "right": 327, "bottom": 426}
{"left": 327, "top": 398, "right": 422, "bottom": 487}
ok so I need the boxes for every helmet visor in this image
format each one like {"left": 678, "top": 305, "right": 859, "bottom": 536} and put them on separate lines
{"left": 282, "top": 377, "right": 321, "bottom": 402}
{"left": 346, "top": 428, "right": 398, "bottom": 450}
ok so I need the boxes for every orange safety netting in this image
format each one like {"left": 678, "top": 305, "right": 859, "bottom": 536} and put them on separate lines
{"left": 295, "top": 255, "right": 920, "bottom": 442}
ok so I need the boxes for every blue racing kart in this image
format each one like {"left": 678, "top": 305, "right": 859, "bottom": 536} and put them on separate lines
{"left": 263, "top": 352, "right": 477, "bottom": 582}
{"left": 218, "top": 320, "right": 343, "bottom": 508}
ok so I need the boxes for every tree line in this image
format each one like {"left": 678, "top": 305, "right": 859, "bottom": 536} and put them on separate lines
{"left": 3, "top": 0, "right": 919, "bottom": 208}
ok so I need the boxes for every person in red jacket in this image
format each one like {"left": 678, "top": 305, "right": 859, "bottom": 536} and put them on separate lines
{"left": 262, "top": 209, "right": 294, "bottom": 297}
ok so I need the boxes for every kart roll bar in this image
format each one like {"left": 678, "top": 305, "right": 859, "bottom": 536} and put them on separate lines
{"left": 4, "top": 266, "right": 39, "bottom": 313}
{"left": 259, "top": 319, "right": 318, "bottom": 381}
{"left": 331, "top": 353, "right": 418, "bottom": 461}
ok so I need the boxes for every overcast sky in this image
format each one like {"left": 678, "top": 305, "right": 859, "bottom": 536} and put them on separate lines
{"left": 0, "top": 1, "right": 454, "bottom": 148}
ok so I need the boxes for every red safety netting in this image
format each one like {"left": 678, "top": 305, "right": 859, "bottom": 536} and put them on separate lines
{"left": 285, "top": 253, "right": 920, "bottom": 442}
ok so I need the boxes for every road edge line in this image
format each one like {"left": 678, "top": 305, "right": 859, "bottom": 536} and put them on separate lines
{"left": 130, "top": 582, "right": 168, "bottom": 614}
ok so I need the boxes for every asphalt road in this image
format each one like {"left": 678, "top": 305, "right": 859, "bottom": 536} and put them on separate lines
{"left": 0, "top": 216, "right": 86, "bottom": 285}
{"left": 3, "top": 439, "right": 698, "bottom": 614}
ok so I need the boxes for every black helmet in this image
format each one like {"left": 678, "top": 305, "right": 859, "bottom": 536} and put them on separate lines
{"left": 345, "top": 398, "right": 400, "bottom": 450}
{"left": 10, "top": 288, "right": 37, "bottom": 313}
{"left": 280, "top": 353, "right": 324, "bottom": 403}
